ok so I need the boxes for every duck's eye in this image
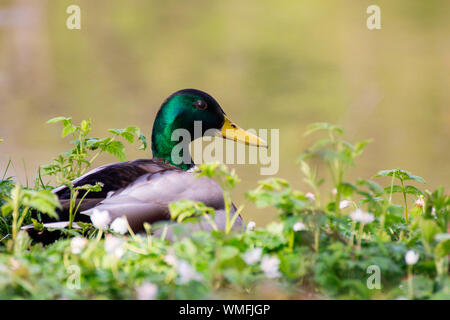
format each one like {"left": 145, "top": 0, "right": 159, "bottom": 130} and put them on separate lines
{"left": 194, "top": 100, "right": 208, "bottom": 110}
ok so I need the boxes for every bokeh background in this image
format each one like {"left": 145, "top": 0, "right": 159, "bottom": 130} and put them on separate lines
{"left": 0, "top": 0, "right": 449, "bottom": 225}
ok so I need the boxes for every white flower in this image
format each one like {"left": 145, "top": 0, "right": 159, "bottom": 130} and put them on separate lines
{"left": 260, "top": 255, "right": 281, "bottom": 279}
{"left": 339, "top": 200, "right": 351, "bottom": 210}
{"left": 293, "top": 222, "right": 306, "bottom": 232}
{"left": 243, "top": 247, "right": 262, "bottom": 265}
{"left": 349, "top": 209, "right": 375, "bottom": 224}
{"left": 415, "top": 197, "right": 425, "bottom": 208}
{"left": 70, "top": 237, "right": 87, "bottom": 254}
{"left": 177, "top": 260, "right": 202, "bottom": 284}
{"left": 431, "top": 207, "right": 436, "bottom": 217}
{"left": 306, "top": 192, "right": 316, "bottom": 202}
{"left": 247, "top": 221, "right": 256, "bottom": 231}
{"left": 110, "top": 217, "right": 128, "bottom": 234}
{"left": 164, "top": 251, "right": 178, "bottom": 266}
{"left": 332, "top": 188, "right": 337, "bottom": 196}
{"left": 104, "top": 235, "right": 125, "bottom": 258}
{"left": 136, "top": 282, "right": 158, "bottom": 300}
{"left": 90, "top": 209, "right": 111, "bottom": 229}
{"left": 405, "top": 250, "right": 419, "bottom": 266}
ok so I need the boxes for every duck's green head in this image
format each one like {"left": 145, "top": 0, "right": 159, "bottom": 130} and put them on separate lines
{"left": 151, "top": 89, "right": 267, "bottom": 170}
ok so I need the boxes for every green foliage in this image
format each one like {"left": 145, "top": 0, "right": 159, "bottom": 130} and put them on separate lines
{"left": 169, "top": 200, "right": 218, "bottom": 231}
{"left": 42, "top": 117, "right": 147, "bottom": 183}
{"left": 0, "top": 121, "right": 448, "bottom": 299}
{"left": 1, "top": 184, "right": 61, "bottom": 251}
{"left": 375, "top": 168, "right": 426, "bottom": 222}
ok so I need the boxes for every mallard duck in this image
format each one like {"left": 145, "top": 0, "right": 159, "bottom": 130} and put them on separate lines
{"left": 28, "top": 89, "right": 267, "bottom": 239}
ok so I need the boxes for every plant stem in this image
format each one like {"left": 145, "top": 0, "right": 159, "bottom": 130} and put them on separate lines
{"left": 348, "top": 220, "right": 356, "bottom": 247}
{"left": 68, "top": 188, "right": 78, "bottom": 229}
{"left": 408, "top": 266, "right": 414, "bottom": 299}
{"left": 400, "top": 179, "right": 408, "bottom": 222}
{"left": 314, "top": 228, "right": 320, "bottom": 253}
{"left": 388, "top": 173, "right": 395, "bottom": 204}
{"left": 224, "top": 191, "right": 231, "bottom": 234}
{"left": 288, "top": 230, "right": 294, "bottom": 252}
{"left": 356, "top": 223, "right": 364, "bottom": 251}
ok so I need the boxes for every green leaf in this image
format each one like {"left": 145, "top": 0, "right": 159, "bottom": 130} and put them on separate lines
{"left": 31, "top": 218, "right": 44, "bottom": 231}
{"left": 405, "top": 185, "right": 423, "bottom": 196}
{"left": 24, "top": 190, "right": 61, "bottom": 219}
{"left": 62, "top": 125, "right": 77, "bottom": 138}
{"left": 435, "top": 239, "right": 450, "bottom": 259}
{"left": 304, "top": 122, "right": 343, "bottom": 136}
{"left": 338, "top": 182, "right": 356, "bottom": 197}
{"left": 86, "top": 137, "right": 112, "bottom": 150}
{"left": 375, "top": 169, "right": 425, "bottom": 183}
{"left": 354, "top": 139, "right": 373, "bottom": 156}
{"left": 357, "top": 179, "right": 383, "bottom": 195}
{"left": 46, "top": 116, "right": 71, "bottom": 124}
{"left": 169, "top": 200, "right": 214, "bottom": 223}
{"left": 308, "top": 138, "right": 333, "bottom": 152}
{"left": 387, "top": 204, "right": 403, "bottom": 215}
{"left": 258, "top": 178, "right": 290, "bottom": 191}
{"left": 75, "top": 182, "right": 103, "bottom": 192}
{"left": 1, "top": 203, "right": 13, "bottom": 216}
{"left": 123, "top": 132, "right": 133, "bottom": 143}
{"left": 138, "top": 134, "right": 148, "bottom": 150}
{"left": 419, "top": 219, "right": 440, "bottom": 248}
{"left": 80, "top": 120, "right": 91, "bottom": 135}
{"left": 384, "top": 185, "right": 403, "bottom": 194}
{"left": 103, "top": 141, "right": 126, "bottom": 161}
{"left": 108, "top": 129, "right": 122, "bottom": 135}
{"left": 409, "top": 175, "right": 426, "bottom": 184}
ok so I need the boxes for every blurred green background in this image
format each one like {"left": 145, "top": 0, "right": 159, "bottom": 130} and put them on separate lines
{"left": 0, "top": 0, "right": 449, "bottom": 225}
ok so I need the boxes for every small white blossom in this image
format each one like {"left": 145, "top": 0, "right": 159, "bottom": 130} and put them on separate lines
{"left": 104, "top": 235, "right": 125, "bottom": 258}
{"left": 136, "top": 282, "right": 158, "bottom": 300}
{"left": 349, "top": 209, "right": 375, "bottom": 224}
{"left": 243, "top": 247, "right": 263, "bottom": 265}
{"left": 177, "top": 260, "right": 203, "bottom": 284}
{"left": 164, "top": 251, "right": 178, "bottom": 266}
{"left": 71, "top": 237, "right": 87, "bottom": 254}
{"left": 306, "top": 192, "right": 316, "bottom": 202}
{"left": 260, "top": 255, "right": 281, "bottom": 279}
{"left": 415, "top": 196, "right": 425, "bottom": 208}
{"left": 431, "top": 207, "right": 436, "bottom": 217}
{"left": 110, "top": 217, "right": 128, "bottom": 234}
{"left": 247, "top": 221, "right": 256, "bottom": 231}
{"left": 339, "top": 200, "right": 351, "bottom": 210}
{"left": 90, "top": 209, "right": 111, "bottom": 229}
{"left": 405, "top": 250, "right": 419, "bottom": 266}
{"left": 293, "top": 222, "right": 306, "bottom": 232}
{"left": 332, "top": 188, "right": 337, "bottom": 196}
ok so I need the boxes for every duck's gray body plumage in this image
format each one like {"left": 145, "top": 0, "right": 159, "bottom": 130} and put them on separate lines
{"left": 34, "top": 159, "right": 242, "bottom": 239}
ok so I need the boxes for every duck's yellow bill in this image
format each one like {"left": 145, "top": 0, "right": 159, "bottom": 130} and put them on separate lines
{"left": 218, "top": 116, "right": 268, "bottom": 148}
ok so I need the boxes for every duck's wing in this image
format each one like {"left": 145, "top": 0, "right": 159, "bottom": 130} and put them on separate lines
{"left": 44, "top": 159, "right": 180, "bottom": 222}
{"left": 54, "top": 159, "right": 180, "bottom": 199}
{"left": 81, "top": 170, "right": 233, "bottom": 232}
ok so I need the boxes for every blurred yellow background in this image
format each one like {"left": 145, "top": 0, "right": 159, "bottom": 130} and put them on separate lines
{"left": 0, "top": 0, "right": 449, "bottom": 225}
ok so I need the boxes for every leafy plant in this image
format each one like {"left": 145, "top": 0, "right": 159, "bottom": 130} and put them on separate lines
{"left": 1, "top": 184, "right": 60, "bottom": 251}
{"left": 42, "top": 117, "right": 147, "bottom": 184}
{"left": 375, "top": 169, "right": 425, "bottom": 222}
